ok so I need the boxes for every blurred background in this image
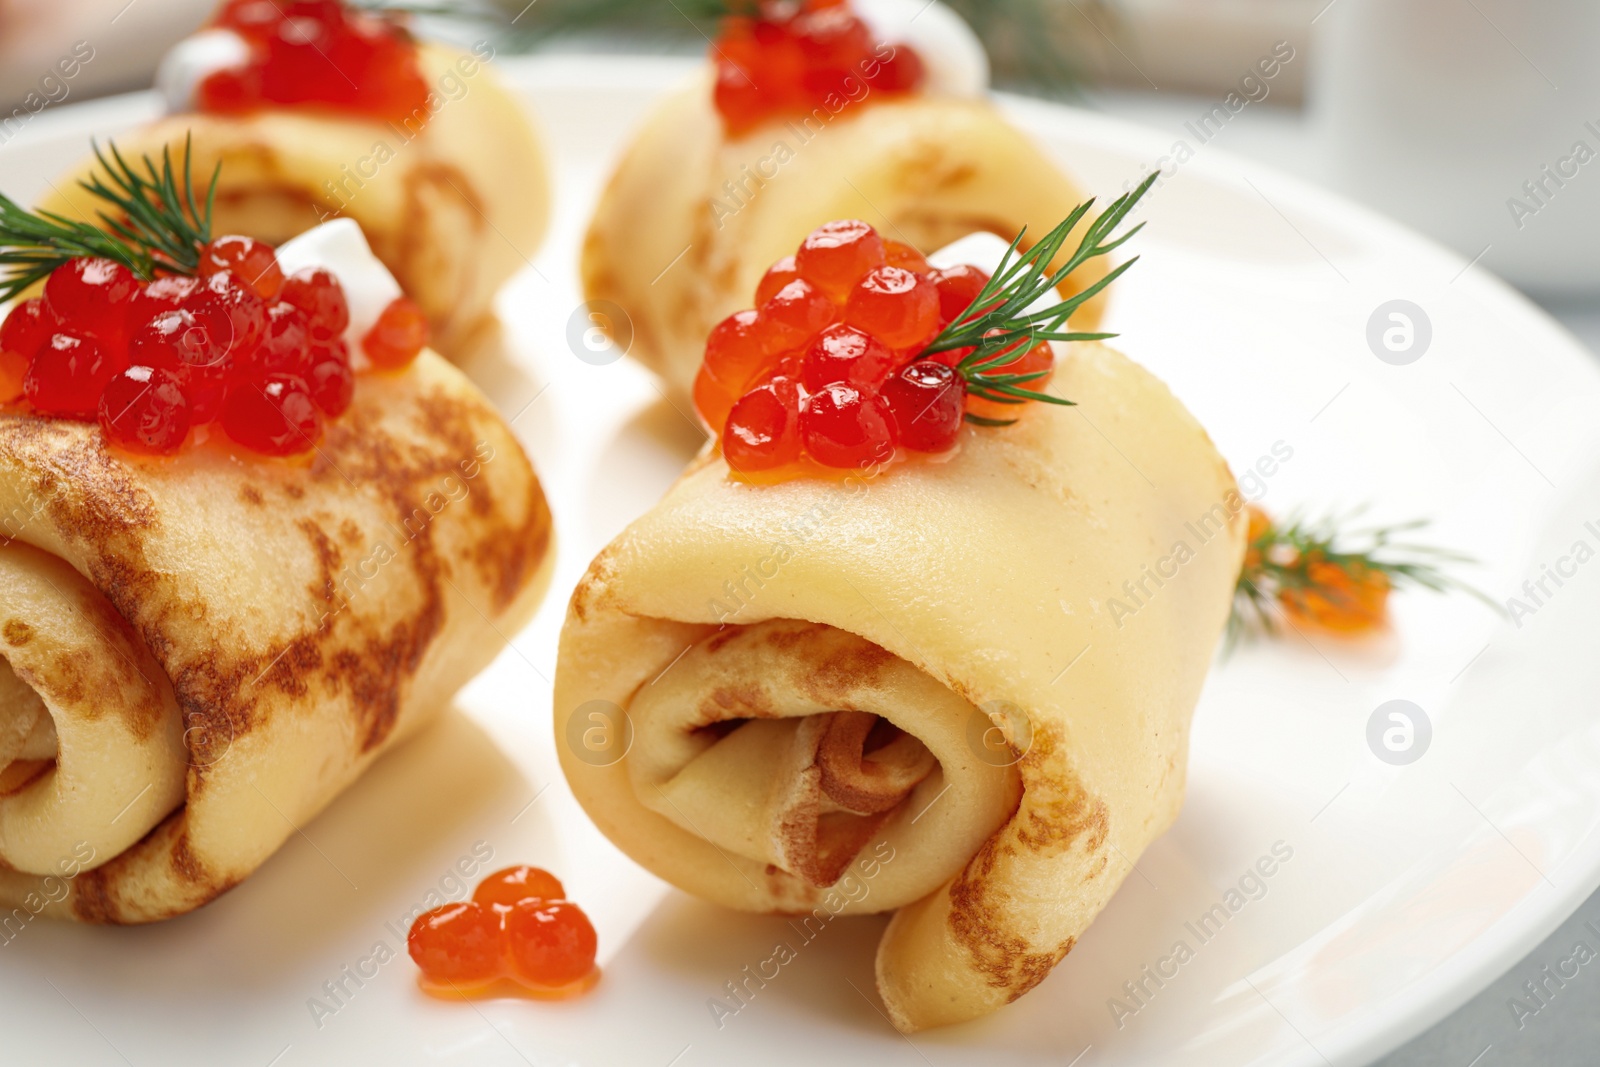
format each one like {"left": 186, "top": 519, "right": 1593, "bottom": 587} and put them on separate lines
{"left": 2, "top": 0, "right": 1596, "bottom": 1063}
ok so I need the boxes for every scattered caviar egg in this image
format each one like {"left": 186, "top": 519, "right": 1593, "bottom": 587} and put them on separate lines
{"left": 280, "top": 267, "right": 351, "bottom": 340}
{"left": 724, "top": 376, "right": 803, "bottom": 472}
{"left": 472, "top": 866, "right": 566, "bottom": 911}
{"left": 185, "top": 269, "right": 268, "bottom": 360}
{"left": 760, "top": 278, "right": 836, "bottom": 351}
{"left": 362, "top": 295, "right": 428, "bottom": 370}
{"left": 407, "top": 901, "right": 505, "bottom": 987}
{"left": 43, "top": 257, "right": 137, "bottom": 346}
{"left": 26, "top": 333, "right": 125, "bottom": 419}
{"left": 0, "top": 350, "right": 26, "bottom": 404}
{"left": 253, "top": 301, "right": 313, "bottom": 377}
{"left": 99, "top": 365, "right": 191, "bottom": 455}
{"left": 407, "top": 864, "right": 601, "bottom": 1001}
{"left": 693, "top": 362, "right": 741, "bottom": 437}
{"left": 800, "top": 323, "right": 894, "bottom": 392}
{"left": 884, "top": 239, "right": 931, "bottom": 274}
{"left": 504, "top": 900, "right": 599, "bottom": 989}
{"left": 129, "top": 307, "right": 234, "bottom": 424}
{"left": 306, "top": 346, "right": 355, "bottom": 418}
{"left": 843, "top": 264, "right": 940, "bottom": 350}
{"left": 929, "top": 264, "right": 992, "bottom": 326}
{"left": 882, "top": 360, "right": 965, "bottom": 452}
{"left": 964, "top": 334, "right": 1054, "bottom": 422}
{"left": 199, "top": 235, "right": 284, "bottom": 298}
{"left": 701, "top": 309, "right": 782, "bottom": 399}
{"left": 0, "top": 298, "right": 55, "bottom": 364}
{"left": 130, "top": 274, "right": 200, "bottom": 324}
{"left": 754, "top": 255, "right": 802, "bottom": 306}
{"left": 221, "top": 371, "right": 323, "bottom": 456}
{"left": 796, "top": 219, "right": 885, "bottom": 301}
{"left": 800, "top": 381, "right": 895, "bottom": 469}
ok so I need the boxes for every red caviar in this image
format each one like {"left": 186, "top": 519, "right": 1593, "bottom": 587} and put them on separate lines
{"left": 692, "top": 218, "right": 1049, "bottom": 477}
{"left": 712, "top": 0, "right": 925, "bottom": 136}
{"left": 408, "top": 864, "right": 600, "bottom": 1000}
{"left": 362, "top": 296, "right": 429, "bottom": 370}
{"left": 0, "top": 234, "right": 408, "bottom": 459}
{"left": 198, "top": 0, "right": 430, "bottom": 125}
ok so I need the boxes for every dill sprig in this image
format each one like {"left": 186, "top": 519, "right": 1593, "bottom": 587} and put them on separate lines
{"left": 1229, "top": 507, "right": 1493, "bottom": 644}
{"left": 0, "top": 137, "right": 216, "bottom": 304}
{"left": 918, "top": 170, "right": 1156, "bottom": 423}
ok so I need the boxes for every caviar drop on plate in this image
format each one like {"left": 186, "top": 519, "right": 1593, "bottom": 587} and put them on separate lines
{"left": 472, "top": 866, "right": 566, "bottom": 911}
{"left": 503, "top": 899, "right": 599, "bottom": 989}
{"left": 407, "top": 901, "right": 504, "bottom": 987}
{"left": 99, "top": 366, "right": 192, "bottom": 455}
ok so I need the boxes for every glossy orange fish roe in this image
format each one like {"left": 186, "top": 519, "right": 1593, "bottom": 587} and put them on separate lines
{"left": 408, "top": 865, "right": 600, "bottom": 1001}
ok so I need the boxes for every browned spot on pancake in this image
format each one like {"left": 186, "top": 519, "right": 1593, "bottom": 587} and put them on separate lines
{"left": 338, "top": 519, "right": 362, "bottom": 547}
{"left": 761, "top": 622, "right": 828, "bottom": 653}
{"left": 704, "top": 626, "right": 745, "bottom": 654}
{"left": 1012, "top": 726, "right": 1109, "bottom": 855}
{"left": 944, "top": 725, "right": 1108, "bottom": 998}
{"left": 300, "top": 519, "right": 345, "bottom": 604}
{"left": 802, "top": 638, "right": 892, "bottom": 703}
{"left": 240, "top": 485, "right": 264, "bottom": 507}
{"left": 700, "top": 683, "right": 774, "bottom": 721}
{"left": 3, "top": 620, "right": 32, "bottom": 646}
{"left": 70, "top": 815, "right": 238, "bottom": 924}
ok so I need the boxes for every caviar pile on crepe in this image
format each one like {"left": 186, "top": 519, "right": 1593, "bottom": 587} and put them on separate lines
{"left": 693, "top": 175, "right": 1150, "bottom": 474}
{"left": 0, "top": 146, "right": 423, "bottom": 457}
{"left": 583, "top": 0, "right": 1110, "bottom": 400}
{"left": 711, "top": 0, "right": 929, "bottom": 135}
{"left": 38, "top": 0, "right": 548, "bottom": 362}
{"left": 0, "top": 143, "right": 551, "bottom": 924}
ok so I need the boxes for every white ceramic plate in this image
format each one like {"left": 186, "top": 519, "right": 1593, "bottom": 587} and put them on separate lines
{"left": 4, "top": 55, "right": 1600, "bottom": 1067}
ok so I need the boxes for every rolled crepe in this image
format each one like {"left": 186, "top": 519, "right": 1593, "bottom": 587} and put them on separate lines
{"left": 555, "top": 341, "right": 1244, "bottom": 1030}
{"left": 582, "top": 82, "right": 1109, "bottom": 399}
{"left": 0, "top": 351, "right": 551, "bottom": 923}
{"left": 37, "top": 42, "right": 547, "bottom": 362}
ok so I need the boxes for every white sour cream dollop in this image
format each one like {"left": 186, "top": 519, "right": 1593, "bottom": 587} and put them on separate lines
{"left": 155, "top": 28, "right": 251, "bottom": 114}
{"left": 855, "top": 0, "right": 989, "bottom": 99}
{"left": 275, "top": 219, "right": 403, "bottom": 351}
